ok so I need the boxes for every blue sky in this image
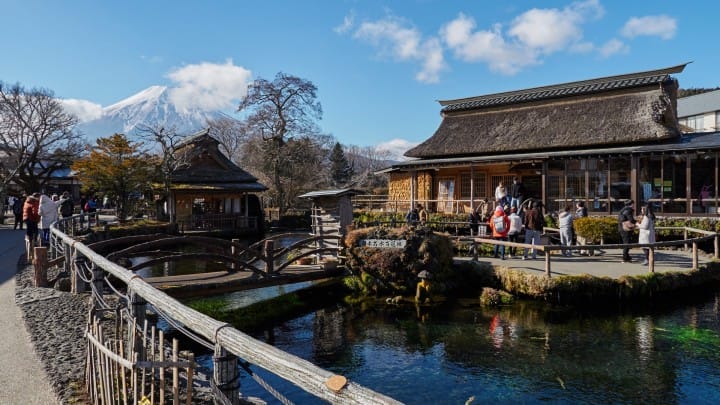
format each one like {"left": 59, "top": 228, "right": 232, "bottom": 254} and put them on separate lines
{"left": 1, "top": 0, "right": 717, "bottom": 158}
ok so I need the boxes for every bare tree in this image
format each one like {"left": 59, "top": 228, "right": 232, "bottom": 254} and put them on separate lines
{"left": 0, "top": 82, "right": 82, "bottom": 215}
{"left": 344, "top": 144, "right": 392, "bottom": 192}
{"left": 206, "top": 113, "right": 249, "bottom": 162}
{"left": 238, "top": 72, "right": 322, "bottom": 213}
{"left": 134, "top": 123, "right": 190, "bottom": 222}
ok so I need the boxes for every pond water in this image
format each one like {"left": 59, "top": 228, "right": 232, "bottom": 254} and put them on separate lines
{"left": 190, "top": 288, "right": 720, "bottom": 404}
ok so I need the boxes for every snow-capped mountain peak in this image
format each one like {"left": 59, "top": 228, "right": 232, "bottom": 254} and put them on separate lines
{"left": 77, "top": 85, "right": 223, "bottom": 141}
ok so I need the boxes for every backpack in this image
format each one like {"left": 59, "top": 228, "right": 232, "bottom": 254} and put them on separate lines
{"left": 492, "top": 215, "right": 506, "bottom": 233}
{"left": 60, "top": 199, "right": 73, "bottom": 217}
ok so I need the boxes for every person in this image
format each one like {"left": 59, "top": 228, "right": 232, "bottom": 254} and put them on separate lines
{"left": 405, "top": 207, "right": 419, "bottom": 225}
{"left": 79, "top": 194, "right": 87, "bottom": 213}
{"left": 13, "top": 195, "right": 24, "bottom": 230}
{"left": 417, "top": 203, "right": 428, "bottom": 225}
{"left": 495, "top": 181, "right": 508, "bottom": 206}
{"left": 39, "top": 193, "right": 60, "bottom": 245}
{"left": 558, "top": 205, "right": 574, "bottom": 257}
{"left": 489, "top": 205, "right": 510, "bottom": 259}
{"left": 618, "top": 199, "right": 636, "bottom": 263}
{"left": 415, "top": 270, "right": 433, "bottom": 304}
{"left": 510, "top": 177, "right": 525, "bottom": 210}
{"left": 23, "top": 193, "right": 41, "bottom": 248}
{"left": 638, "top": 204, "right": 656, "bottom": 266}
{"left": 575, "top": 201, "right": 589, "bottom": 255}
{"left": 468, "top": 206, "right": 480, "bottom": 236}
{"left": 507, "top": 207, "right": 523, "bottom": 258}
{"left": 59, "top": 191, "right": 74, "bottom": 218}
{"left": 86, "top": 196, "right": 98, "bottom": 213}
{"left": 523, "top": 201, "right": 544, "bottom": 260}
{"left": 103, "top": 194, "right": 111, "bottom": 209}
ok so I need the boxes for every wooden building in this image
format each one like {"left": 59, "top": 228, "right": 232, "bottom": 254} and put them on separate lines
{"left": 382, "top": 63, "right": 720, "bottom": 217}
{"left": 166, "top": 129, "right": 267, "bottom": 234}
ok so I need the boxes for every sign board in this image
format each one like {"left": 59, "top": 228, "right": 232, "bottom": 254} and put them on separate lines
{"left": 360, "top": 239, "right": 407, "bottom": 249}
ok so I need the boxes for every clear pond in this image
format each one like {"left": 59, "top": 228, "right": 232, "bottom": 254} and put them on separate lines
{"left": 187, "top": 286, "right": 720, "bottom": 404}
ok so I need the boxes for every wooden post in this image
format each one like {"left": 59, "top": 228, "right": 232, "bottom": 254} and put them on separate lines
{"left": 231, "top": 238, "right": 239, "bottom": 271}
{"left": 63, "top": 241, "right": 72, "bottom": 277}
{"left": 648, "top": 248, "right": 655, "bottom": 273}
{"left": 472, "top": 239, "right": 478, "bottom": 261}
{"left": 213, "top": 344, "right": 240, "bottom": 405}
{"left": 544, "top": 249, "right": 551, "bottom": 278}
{"left": 264, "top": 239, "right": 274, "bottom": 276}
{"left": 32, "top": 246, "right": 49, "bottom": 287}
{"left": 715, "top": 234, "right": 719, "bottom": 260}
{"left": 25, "top": 235, "right": 35, "bottom": 262}
{"left": 72, "top": 254, "right": 87, "bottom": 294}
{"left": 92, "top": 262, "right": 104, "bottom": 307}
{"left": 684, "top": 228, "right": 688, "bottom": 251}
{"left": 692, "top": 241, "right": 698, "bottom": 270}
{"left": 129, "top": 290, "right": 147, "bottom": 361}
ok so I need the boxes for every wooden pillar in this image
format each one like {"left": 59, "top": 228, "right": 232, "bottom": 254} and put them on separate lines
{"left": 128, "top": 289, "right": 147, "bottom": 361}
{"left": 472, "top": 239, "right": 478, "bottom": 261}
{"left": 231, "top": 238, "right": 239, "bottom": 271}
{"left": 630, "top": 155, "right": 638, "bottom": 211}
{"left": 72, "top": 254, "right": 87, "bottom": 294}
{"left": 32, "top": 246, "right": 48, "bottom": 287}
{"left": 63, "top": 241, "right": 72, "bottom": 277}
{"left": 684, "top": 228, "right": 688, "bottom": 251}
{"left": 263, "top": 240, "right": 274, "bottom": 276}
{"left": 715, "top": 234, "right": 719, "bottom": 260}
{"left": 544, "top": 249, "right": 552, "bottom": 278}
{"left": 692, "top": 241, "right": 698, "bottom": 270}
{"left": 470, "top": 165, "right": 475, "bottom": 211}
{"left": 648, "top": 248, "right": 655, "bottom": 273}
{"left": 92, "top": 262, "right": 104, "bottom": 307}
{"left": 213, "top": 344, "right": 240, "bottom": 405}
{"left": 686, "top": 155, "right": 692, "bottom": 215}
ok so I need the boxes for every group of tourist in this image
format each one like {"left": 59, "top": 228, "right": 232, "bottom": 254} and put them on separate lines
{"left": 14, "top": 191, "right": 75, "bottom": 249}
{"left": 487, "top": 198, "right": 545, "bottom": 260}
{"left": 484, "top": 196, "right": 656, "bottom": 265}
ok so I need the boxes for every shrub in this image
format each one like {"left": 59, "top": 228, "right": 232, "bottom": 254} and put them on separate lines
{"left": 344, "top": 226, "right": 454, "bottom": 295}
{"left": 573, "top": 216, "right": 618, "bottom": 243}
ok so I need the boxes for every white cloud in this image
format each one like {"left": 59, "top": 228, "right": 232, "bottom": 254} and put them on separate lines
{"left": 334, "top": 13, "right": 354, "bottom": 34}
{"left": 352, "top": 16, "right": 447, "bottom": 83}
{"left": 598, "top": 38, "right": 630, "bottom": 58}
{"left": 61, "top": 98, "right": 103, "bottom": 122}
{"left": 376, "top": 138, "right": 419, "bottom": 161}
{"left": 166, "top": 60, "right": 252, "bottom": 113}
{"left": 621, "top": 15, "right": 677, "bottom": 40}
{"left": 440, "top": 16, "right": 538, "bottom": 75}
{"left": 440, "top": 0, "right": 603, "bottom": 75}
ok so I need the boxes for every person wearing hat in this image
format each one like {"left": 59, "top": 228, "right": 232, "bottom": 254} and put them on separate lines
{"left": 507, "top": 206, "right": 523, "bottom": 258}
{"left": 415, "top": 270, "right": 433, "bottom": 304}
{"left": 489, "top": 205, "right": 510, "bottom": 259}
{"left": 618, "top": 199, "right": 636, "bottom": 263}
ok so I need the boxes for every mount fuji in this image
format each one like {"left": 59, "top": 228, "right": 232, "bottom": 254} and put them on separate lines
{"left": 76, "top": 86, "right": 225, "bottom": 141}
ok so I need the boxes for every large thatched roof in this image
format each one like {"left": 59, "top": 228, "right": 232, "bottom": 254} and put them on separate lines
{"left": 405, "top": 64, "right": 687, "bottom": 159}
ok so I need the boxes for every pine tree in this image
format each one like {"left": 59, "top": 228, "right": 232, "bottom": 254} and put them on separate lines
{"left": 329, "top": 142, "right": 354, "bottom": 187}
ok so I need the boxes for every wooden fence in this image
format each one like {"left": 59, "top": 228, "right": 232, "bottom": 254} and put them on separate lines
{"left": 45, "top": 214, "right": 400, "bottom": 404}
{"left": 459, "top": 226, "right": 719, "bottom": 277}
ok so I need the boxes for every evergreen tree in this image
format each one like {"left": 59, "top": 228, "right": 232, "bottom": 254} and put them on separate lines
{"left": 329, "top": 142, "right": 354, "bottom": 187}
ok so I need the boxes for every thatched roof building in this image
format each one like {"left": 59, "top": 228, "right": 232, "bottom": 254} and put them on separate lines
{"left": 405, "top": 64, "right": 684, "bottom": 159}
{"left": 382, "top": 63, "right": 720, "bottom": 217}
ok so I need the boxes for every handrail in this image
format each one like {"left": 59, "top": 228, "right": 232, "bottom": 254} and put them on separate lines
{"left": 49, "top": 214, "right": 400, "bottom": 404}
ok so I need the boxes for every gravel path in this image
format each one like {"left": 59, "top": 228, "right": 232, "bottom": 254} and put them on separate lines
{"left": 15, "top": 260, "right": 89, "bottom": 404}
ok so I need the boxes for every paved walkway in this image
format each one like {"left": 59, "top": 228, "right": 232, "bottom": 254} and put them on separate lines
{"left": 460, "top": 246, "right": 712, "bottom": 278}
{"left": 0, "top": 222, "right": 58, "bottom": 404}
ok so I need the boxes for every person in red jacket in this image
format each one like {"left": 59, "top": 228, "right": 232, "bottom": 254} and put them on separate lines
{"left": 489, "top": 205, "right": 510, "bottom": 259}
{"left": 22, "top": 192, "right": 41, "bottom": 246}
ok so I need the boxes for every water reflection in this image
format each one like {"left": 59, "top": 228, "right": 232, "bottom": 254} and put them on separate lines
{"left": 193, "top": 291, "right": 720, "bottom": 404}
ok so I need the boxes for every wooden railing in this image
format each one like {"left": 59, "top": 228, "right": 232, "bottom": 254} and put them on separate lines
{"left": 460, "top": 226, "right": 719, "bottom": 277}
{"left": 46, "top": 215, "right": 400, "bottom": 404}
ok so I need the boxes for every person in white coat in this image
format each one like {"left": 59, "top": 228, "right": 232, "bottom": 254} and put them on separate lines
{"left": 38, "top": 194, "right": 60, "bottom": 245}
{"left": 638, "top": 204, "right": 656, "bottom": 266}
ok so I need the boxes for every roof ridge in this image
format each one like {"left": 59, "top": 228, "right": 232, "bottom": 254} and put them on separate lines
{"left": 438, "top": 63, "right": 689, "bottom": 108}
